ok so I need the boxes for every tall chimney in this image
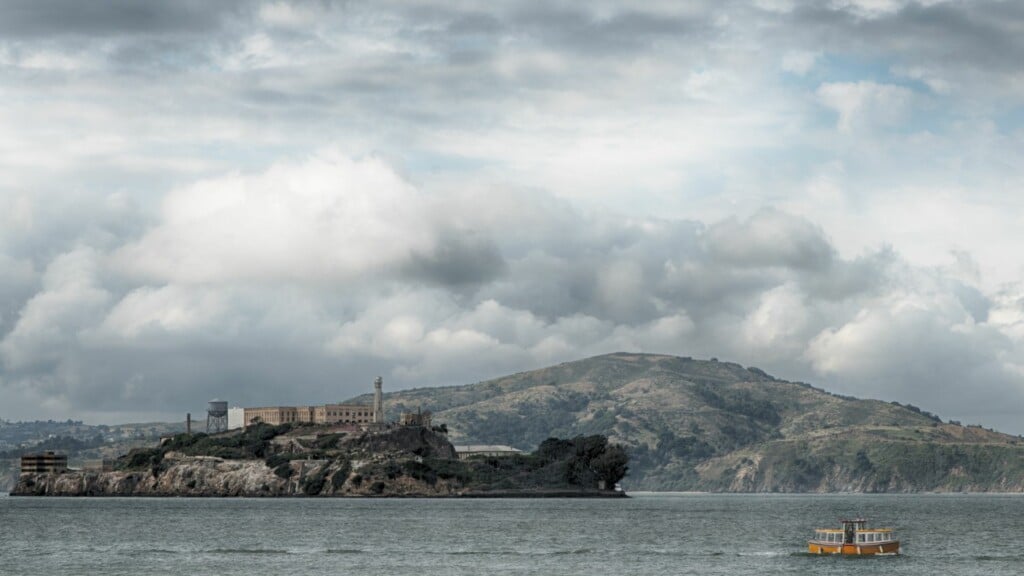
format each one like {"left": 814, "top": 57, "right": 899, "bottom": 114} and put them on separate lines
{"left": 186, "top": 413, "right": 191, "bottom": 435}
{"left": 373, "top": 376, "right": 383, "bottom": 424}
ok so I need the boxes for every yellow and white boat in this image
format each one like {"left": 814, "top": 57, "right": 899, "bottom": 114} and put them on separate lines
{"left": 808, "top": 518, "right": 900, "bottom": 555}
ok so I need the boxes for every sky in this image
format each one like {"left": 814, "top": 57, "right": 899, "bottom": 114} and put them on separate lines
{"left": 1, "top": 0, "right": 1023, "bottom": 432}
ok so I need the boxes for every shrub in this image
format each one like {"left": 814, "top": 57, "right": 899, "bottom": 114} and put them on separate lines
{"left": 116, "top": 448, "right": 164, "bottom": 471}
{"left": 274, "top": 462, "right": 293, "bottom": 479}
{"left": 302, "top": 469, "right": 327, "bottom": 495}
{"left": 401, "top": 460, "right": 438, "bottom": 485}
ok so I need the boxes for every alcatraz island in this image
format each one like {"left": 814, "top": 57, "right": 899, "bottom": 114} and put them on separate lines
{"left": 11, "top": 377, "right": 629, "bottom": 498}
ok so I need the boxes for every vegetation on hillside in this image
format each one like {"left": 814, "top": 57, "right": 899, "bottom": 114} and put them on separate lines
{"left": 347, "top": 353, "right": 1024, "bottom": 492}
{"left": 112, "top": 422, "right": 627, "bottom": 495}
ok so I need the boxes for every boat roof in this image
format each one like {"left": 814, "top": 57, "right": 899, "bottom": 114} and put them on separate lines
{"left": 814, "top": 528, "right": 893, "bottom": 532}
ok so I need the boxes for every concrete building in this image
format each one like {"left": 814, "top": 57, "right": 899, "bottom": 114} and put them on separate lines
{"left": 20, "top": 451, "right": 68, "bottom": 474}
{"left": 399, "top": 408, "right": 432, "bottom": 428}
{"left": 227, "top": 407, "right": 245, "bottom": 430}
{"left": 241, "top": 403, "right": 376, "bottom": 427}
{"left": 237, "top": 378, "right": 384, "bottom": 428}
{"left": 453, "top": 445, "right": 523, "bottom": 460}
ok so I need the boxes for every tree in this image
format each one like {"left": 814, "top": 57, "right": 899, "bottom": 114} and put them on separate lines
{"left": 590, "top": 444, "right": 629, "bottom": 488}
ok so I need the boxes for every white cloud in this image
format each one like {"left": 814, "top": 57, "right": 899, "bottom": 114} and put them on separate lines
{"left": 259, "top": 2, "right": 320, "bottom": 28}
{"left": 742, "top": 283, "right": 809, "bottom": 354}
{"left": 92, "top": 285, "right": 227, "bottom": 341}
{"left": 804, "top": 288, "right": 1018, "bottom": 420}
{"left": 113, "top": 149, "right": 436, "bottom": 285}
{"left": 0, "top": 247, "right": 110, "bottom": 371}
{"left": 817, "top": 81, "right": 914, "bottom": 132}
{"left": 781, "top": 50, "right": 820, "bottom": 76}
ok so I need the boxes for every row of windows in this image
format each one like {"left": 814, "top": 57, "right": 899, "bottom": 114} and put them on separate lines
{"left": 857, "top": 532, "right": 893, "bottom": 543}
{"left": 814, "top": 532, "right": 894, "bottom": 543}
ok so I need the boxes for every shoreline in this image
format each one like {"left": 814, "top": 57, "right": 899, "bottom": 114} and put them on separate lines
{"left": 8, "top": 489, "right": 628, "bottom": 499}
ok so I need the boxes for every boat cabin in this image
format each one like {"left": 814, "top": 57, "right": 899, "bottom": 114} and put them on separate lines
{"left": 808, "top": 518, "right": 899, "bottom": 555}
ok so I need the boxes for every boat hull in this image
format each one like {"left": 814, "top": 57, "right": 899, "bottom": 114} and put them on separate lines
{"left": 807, "top": 541, "right": 900, "bottom": 555}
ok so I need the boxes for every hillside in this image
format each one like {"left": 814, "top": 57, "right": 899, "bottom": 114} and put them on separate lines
{"left": 350, "top": 353, "right": 1024, "bottom": 492}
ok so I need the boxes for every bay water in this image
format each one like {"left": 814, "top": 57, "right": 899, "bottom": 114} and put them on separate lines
{"left": 1, "top": 492, "right": 1021, "bottom": 575}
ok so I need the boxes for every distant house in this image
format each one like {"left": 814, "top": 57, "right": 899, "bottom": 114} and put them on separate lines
{"left": 453, "top": 445, "right": 523, "bottom": 460}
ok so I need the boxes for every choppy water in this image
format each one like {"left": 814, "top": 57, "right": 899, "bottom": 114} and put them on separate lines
{"left": 1, "top": 492, "right": 1022, "bottom": 575}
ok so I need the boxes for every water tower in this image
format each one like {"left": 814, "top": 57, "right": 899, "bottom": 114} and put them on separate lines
{"left": 207, "top": 399, "right": 228, "bottom": 433}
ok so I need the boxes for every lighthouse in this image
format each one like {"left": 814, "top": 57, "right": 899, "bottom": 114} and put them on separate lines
{"left": 373, "top": 376, "right": 384, "bottom": 424}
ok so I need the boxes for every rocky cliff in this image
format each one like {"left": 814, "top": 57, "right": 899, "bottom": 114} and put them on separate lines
{"left": 12, "top": 424, "right": 627, "bottom": 497}
{"left": 14, "top": 453, "right": 465, "bottom": 497}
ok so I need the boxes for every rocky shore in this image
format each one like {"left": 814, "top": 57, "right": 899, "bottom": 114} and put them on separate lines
{"left": 12, "top": 425, "right": 628, "bottom": 498}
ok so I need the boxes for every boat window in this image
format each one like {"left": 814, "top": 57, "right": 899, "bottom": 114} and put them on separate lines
{"left": 857, "top": 534, "right": 865, "bottom": 543}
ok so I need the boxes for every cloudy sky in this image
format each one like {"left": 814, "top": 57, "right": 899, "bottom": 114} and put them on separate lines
{"left": 1, "top": 1, "right": 1023, "bottom": 432}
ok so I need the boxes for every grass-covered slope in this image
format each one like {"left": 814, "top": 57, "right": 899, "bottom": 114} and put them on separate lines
{"left": 349, "top": 353, "right": 1024, "bottom": 492}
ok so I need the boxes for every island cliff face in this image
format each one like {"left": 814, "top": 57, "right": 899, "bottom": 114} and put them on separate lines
{"left": 14, "top": 455, "right": 465, "bottom": 497}
{"left": 12, "top": 425, "right": 628, "bottom": 497}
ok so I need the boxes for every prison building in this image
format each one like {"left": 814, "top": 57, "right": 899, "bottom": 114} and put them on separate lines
{"left": 20, "top": 451, "right": 68, "bottom": 474}
{"left": 242, "top": 403, "right": 375, "bottom": 427}
{"left": 321, "top": 403, "right": 376, "bottom": 424}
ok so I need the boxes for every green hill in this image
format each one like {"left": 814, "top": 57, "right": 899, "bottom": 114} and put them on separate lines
{"left": 350, "top": 353, "right": 1024, "bottom": 492}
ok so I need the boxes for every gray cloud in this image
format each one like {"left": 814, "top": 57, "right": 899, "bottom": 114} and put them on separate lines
{"left": 405, "top": 229, "right": 507, "bottom": 288}
{"left": 0, "top": 0, "right": 245, "bottom": 38}
{"left": 703, "top": 208, "right": 835, "bottom": 271}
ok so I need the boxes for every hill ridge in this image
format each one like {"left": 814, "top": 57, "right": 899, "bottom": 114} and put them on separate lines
{"left": 351, "top": 352, "right": 1024, "bottom": 492}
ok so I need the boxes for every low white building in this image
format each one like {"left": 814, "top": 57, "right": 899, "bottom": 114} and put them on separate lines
{"left": 227, "top": 407, "right": 246, "bottom": 430}
{"left": 453, "top": 445, "right": 523, "bottom": 460}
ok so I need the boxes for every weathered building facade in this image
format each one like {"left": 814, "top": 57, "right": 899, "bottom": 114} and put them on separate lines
{"left": 234, "top": 377, "right": 386, "bottom": 428}
{"left": 20, "top": 451, "right": 68, "bottom": 474}
{"left": 241, "top": 403, "right": 376, "bottom": 427}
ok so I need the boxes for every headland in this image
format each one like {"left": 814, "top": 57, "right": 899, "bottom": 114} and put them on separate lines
{"left": 11, "top": 423, "right": 627, "bottom": 498}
